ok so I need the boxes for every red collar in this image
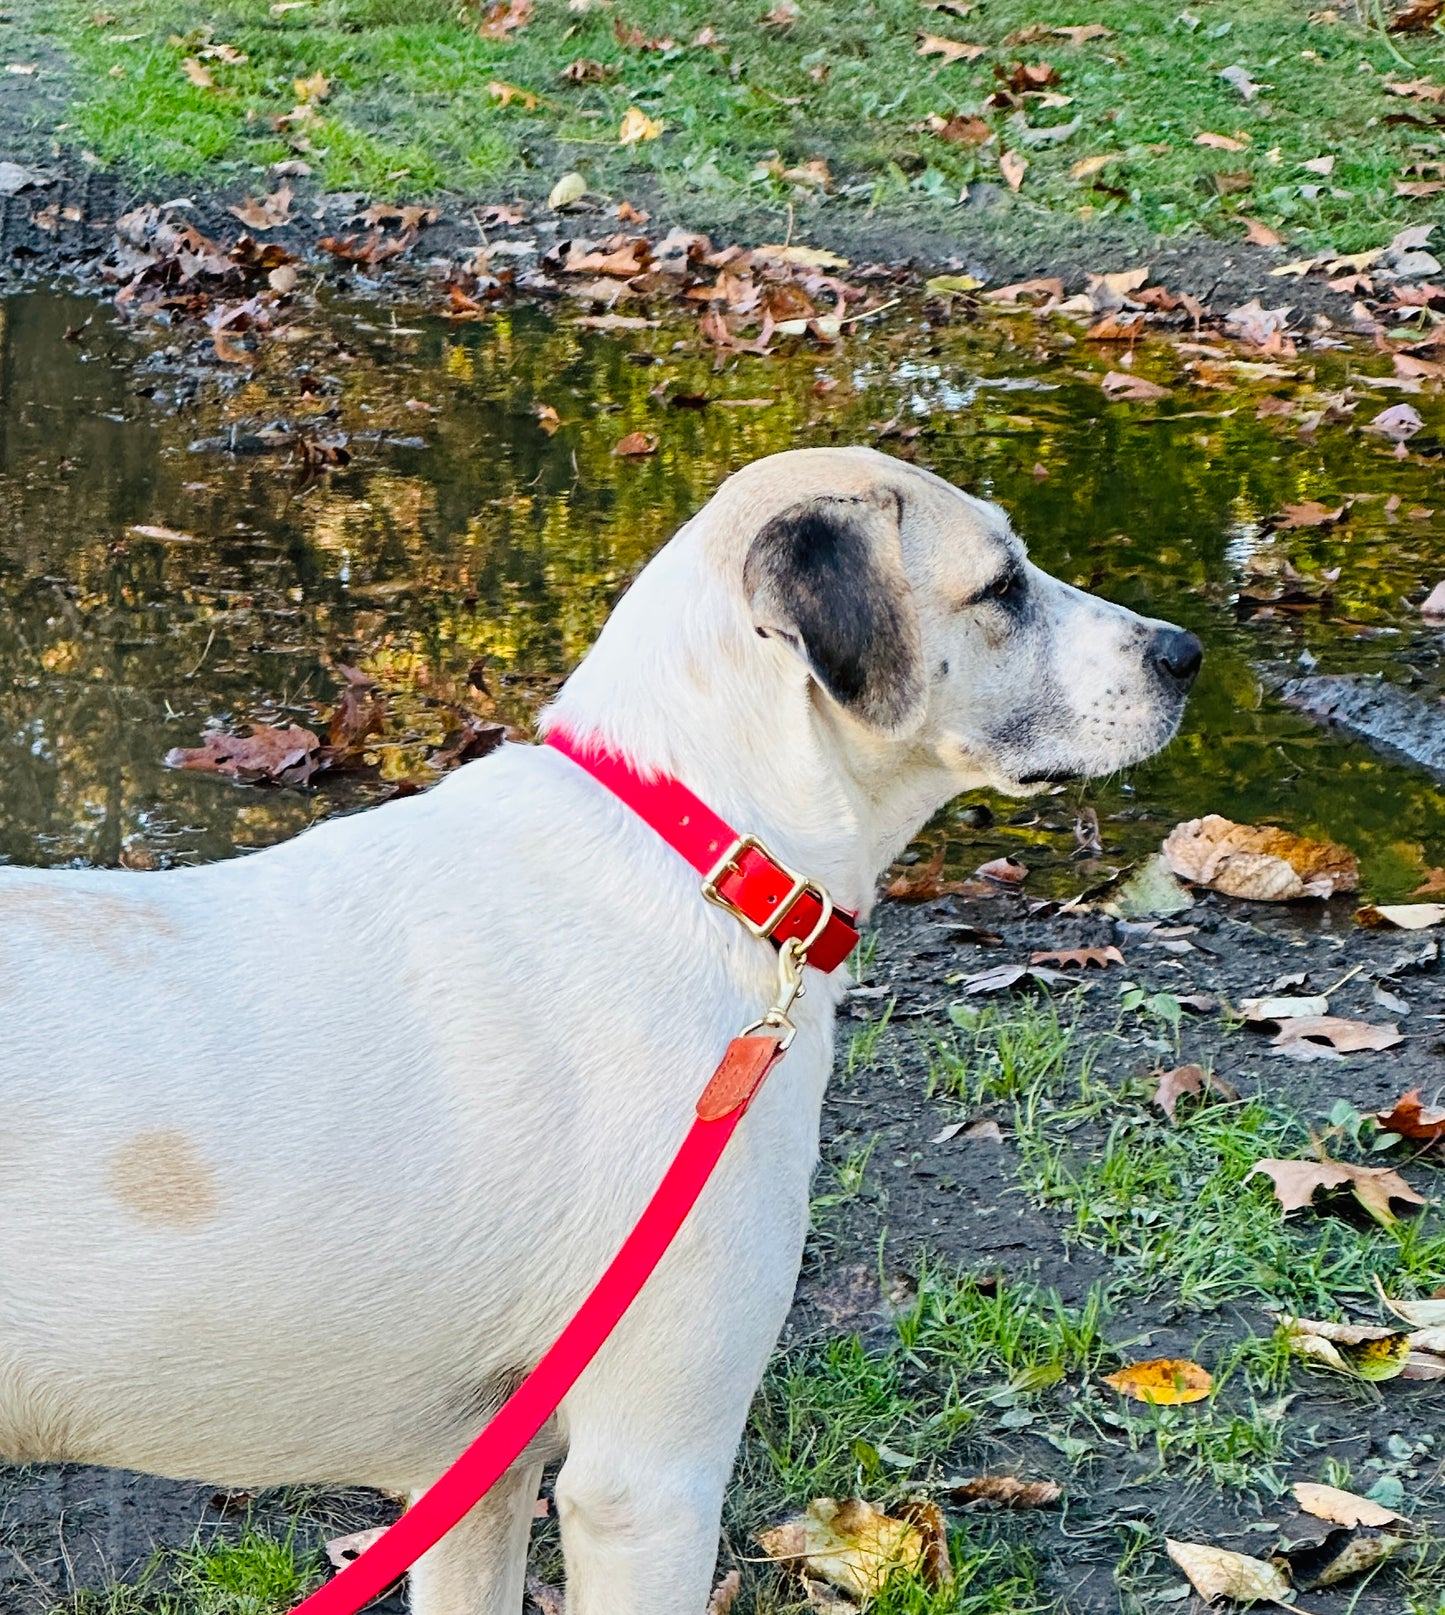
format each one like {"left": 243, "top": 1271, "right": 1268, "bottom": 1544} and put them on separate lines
{"left": 545, "top": 730, "right": 859, "bottom": 974}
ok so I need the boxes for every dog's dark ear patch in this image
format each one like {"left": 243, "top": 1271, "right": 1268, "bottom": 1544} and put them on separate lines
{"left": 744, "top": 490, "right": 923, "bottom": 731}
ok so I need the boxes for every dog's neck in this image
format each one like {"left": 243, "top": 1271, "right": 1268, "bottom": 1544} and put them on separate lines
{"left": 542, "top": 538, "right": 966, "bottom": 917}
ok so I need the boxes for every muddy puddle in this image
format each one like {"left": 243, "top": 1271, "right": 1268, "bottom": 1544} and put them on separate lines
{"left": 2, "top": 285, "right": 1442, "bottom": 897}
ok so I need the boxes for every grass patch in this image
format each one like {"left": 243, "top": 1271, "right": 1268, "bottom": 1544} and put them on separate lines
{"left": 934, "top": 992, "right": 1445, "bottom": 1313}
{"left": 30, "top": 0, "right": 1445, "bottom": 248}
{"left": 70, "top": 1526, "right": 320, "bottom": 1615}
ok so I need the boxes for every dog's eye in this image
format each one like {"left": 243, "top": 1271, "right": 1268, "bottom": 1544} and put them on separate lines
{"left": 981, "top": 568, "right": 1023, "bottom": 605}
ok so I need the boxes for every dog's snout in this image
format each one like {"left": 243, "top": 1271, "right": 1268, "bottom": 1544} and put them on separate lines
{"left": 1151, "top": 627, "right": 1203, "bottom": 690}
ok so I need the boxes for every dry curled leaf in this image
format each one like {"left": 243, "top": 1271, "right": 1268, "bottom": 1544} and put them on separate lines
{"left": 165, "top": 723, "right": 320, "bottom": 787}
{"left": 1293, "top": 1482, "right": 1406, "bottom": 1530}
{"left": 1151, "top": 1063, "right": 1237, "bottom": 1121}
{"left": 1100, "top": 370, "right": 1169, "bottom": 401}
{"left": 706, "top": 1569, "right": 742, "bottom": 1615}
{"left": 917, "top": 32, "right": 987, "bottom": 62}
{"left": 976, "top": 855, "right": 1028, "bottom": 885}
{"left": 1277, "top": 1314, "right": 1413, "bottom": 1380}
{"left": 1165, "top": 1540, "right": 1293, "bottom": 1608}
{"left": 756, "top": 1498, "right": 929, "bottom": 1600}
{"left": 1249, "top": 1157, "right": 1422, "bottom": 1225}
{"left": 324, "top": 1527, "right": 387, "bottom": 1571}
{"left": 1163, "top": 815, "right": 1358, "bottom": 901}
{"left": 1196, "top": 130, "right": 1248, "bottom": 151}
{"left": 613, "top": 430, "right": 658, "bottom": 456}
{"left": 619, "top": 106, "right": 664, "bottom": 144}
{"left": 1375, "top": 1089, "right": 1445, "bottom": 1145}
{"left": 999, "top": 149, "right": 1027, "bottom": 191}
{"left": 1104, "top": 1358, "right": 1213, "bottom": 1405}
{"left": 1027, "top": 946, "right": 1123, "bottom": 970}
{"left": 1356, "top": 901, "right": 1445, "bottom": 929}
{"left": 1270, "top": 1016, "right": 1401, "bottom": 1059}
{"left": 1243, "top": 217, "right": 1285, "bottom": 248}
{"left": 946, "top": 1476, "right": 1062, "bottom": 1509}
{"left": 228, "top": 184, "right": 292, "bottom": 231}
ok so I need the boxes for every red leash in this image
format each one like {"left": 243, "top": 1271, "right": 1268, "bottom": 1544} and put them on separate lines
{"left": 291, "top": 734, "right": 856, "bottom": 1614}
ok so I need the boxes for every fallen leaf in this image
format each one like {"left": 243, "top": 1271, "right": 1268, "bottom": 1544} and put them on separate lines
{"left": 1273, "top": 500, "right": 1345, "bottom": 528}
{"left": 1115, "top": 853, "right": 1193, "bottom": 917}
{"left": 488, "top": 79, "right": 540, "bottom": 110}
{"left": 561, "top": 56, "right": 611, "bottom": 83}
{"left": 1196, "top": 131, "right": 1249, "bottom": 151}
{"left": 228, "top": 184, "right": 293, "bottom": 231}
{"left": 1218, "top": 64, "right": 1264, "bottom": 100}
{"left": 1365, "top": 403, "right": 1423, "bottom": 440}
{"left": 1070, "top": 152, "right": 1123, "bottom": 179}
{"left": 976, "top": 855, "right": 1028, "bottom": 885}
{"left": 756, "top": 1498, "right": 929, "bottom": 1601}
{"left": 534, "top": 403, "right": 561, "bottom": 434}
{"left": 1239, "top": 994, "right": 1331, "bottom": 1021}
{"left": 181, "top": 57, "right": 215, "bottom": 89}
{"left": 1027, "top": 946, "right": 1123, "bottom": 969}
{"left": 917, "top": 32, "right": 987, "bottom": 63}
{"left": 325, "top": 1527, "right": 387, "bottom": 1571}
{"left": 613, "top": 430, "right": 657, "bottom": 456}
{"left": 1356, "top": 901, "right": 1445, "bottom": 928}
{"left": 478, "top": 0, "right": 532, "bottom": 38}
{"left": 1249, "top": 1157, "right": 1422, "bottom": 1225}
{"left": 1224, "top": 299, "right": 1293, "bottom": 346}
{"left": 1166, "top": 1540, "right": 1293, "bottom": 1607}
{"left": 1277, "top": 1314, "right": 1413, "bottom": 1379}
{"left": 1101, "top": 370, "right": 1169, "bottom": 401}
{"left": 926, "top": 273, "right": 985, "bottom": 295}
{"left": 1162, "top": 815, "right": 1358, "bottom": 901}
{"left": 164, "top": 724, "right": 320, "bottom": 786}
{"left": 999, "top": 150, "right": 1027, "bottom": 190}
{"left": 1104, "top": 1358, "right": 1212, "bottom": 1405}
{"left": 547, "top": 171, "right": 588, "bottom": 209}
{"left": 1244, "top": 218, "right": 1285, "bottom": 248}
{"left": 946, "top": 1476, "right": 1062, "bottom": 1508}
{"left": 1054, "top": 24, "right": 1112, "bottom": 43}
{"left": 1270, "top": 1016, "right": 1402, "bottom": 1059}
{"left": 129, "top": 523, "right": 198, "bottom": 543}
{"left": 293, "top": 69, "right": 330, "bottom": 102}
{"left": 619, "top": 106, "right": 664, "bottom": 144}
{"left": 1375, "top": 1089, "right": 1445, "bottom": 1145}
{"left": 926, "top": 113, "right": 992, "bottom": 146}
{"left": 1152, "top": 1063, "right": 1237, "bottom": 1121}
{"left": 706, "top": 1570, "right": 742, "bottom": 1615}
{"left": 1293, "top": 1482, "right": 1406, "bottom": 1530}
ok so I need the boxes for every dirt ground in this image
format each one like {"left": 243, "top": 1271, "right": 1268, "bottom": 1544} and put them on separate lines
{"left": 2, "top": 881, "right": 1441, "bottom": 1613}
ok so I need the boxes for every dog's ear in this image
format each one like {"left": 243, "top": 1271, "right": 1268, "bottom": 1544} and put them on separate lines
{"left": 743, "top": 488, "right": 924, "bottom": 733}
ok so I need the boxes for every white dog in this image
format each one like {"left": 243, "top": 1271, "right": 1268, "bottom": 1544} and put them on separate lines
{"left": 0, "top": 446, "right": 1199, "bottom": 1614}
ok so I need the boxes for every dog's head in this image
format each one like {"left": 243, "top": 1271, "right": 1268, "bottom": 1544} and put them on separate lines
{"left": 731, "top": 446, "right": 1199, "bottom": 794}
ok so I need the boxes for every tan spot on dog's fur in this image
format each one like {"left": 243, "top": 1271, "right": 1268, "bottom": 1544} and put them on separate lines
{"left": 106, "top": 1131, "right": 219, "bottom": 1229}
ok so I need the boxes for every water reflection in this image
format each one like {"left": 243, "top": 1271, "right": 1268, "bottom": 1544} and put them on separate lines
{"left": 0, "top": 288, "right": 1441, "bottom": 894}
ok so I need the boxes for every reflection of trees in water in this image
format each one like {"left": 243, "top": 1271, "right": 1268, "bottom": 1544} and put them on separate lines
{"left": 0, "top": 294, "right": 1440, "bottom": 887}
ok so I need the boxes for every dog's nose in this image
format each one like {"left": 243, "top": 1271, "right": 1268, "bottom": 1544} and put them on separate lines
{"left": 1151, "top": 627, "right": 1203, "bottom": 690}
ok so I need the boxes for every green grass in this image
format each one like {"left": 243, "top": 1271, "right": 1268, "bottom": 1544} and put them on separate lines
{"left": 929, "top": 992, "right": 1445, "bottom": 1313}
{"left": 70, "top": 1527, "right": 320, "bottom": 1615}
{"left": 33, "top": 0, "right": 1445, "bottom": 249}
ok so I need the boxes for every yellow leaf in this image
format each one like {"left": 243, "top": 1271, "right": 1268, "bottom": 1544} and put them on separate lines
{"left": 619, "top": 106, "right": 664, "bottom": 144}
{"left": 1103, "top": 1358, "right": 1212, "bottom": 1404}
{"left": 1070, "top": 153, "right": 1122, "bottom": 179}
{"left": 1165, "top": 1540, "right": 1294, "bottom": 1607}
{"left": 547, "top": 171, "right": 588, "bottom": 208}
{"left": 488, "top": 79, "right": 540, "bottom": 109}
{"left": 757, "top": 1498, "right": 925, "bottom": 1601}
{"left": 294, "top": 69, "right": 330, "bottom": 103}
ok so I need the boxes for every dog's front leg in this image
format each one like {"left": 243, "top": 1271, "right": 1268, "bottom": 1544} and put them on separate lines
{"left": 406, "top": 1459, "right": 544, "bottom": 1615}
